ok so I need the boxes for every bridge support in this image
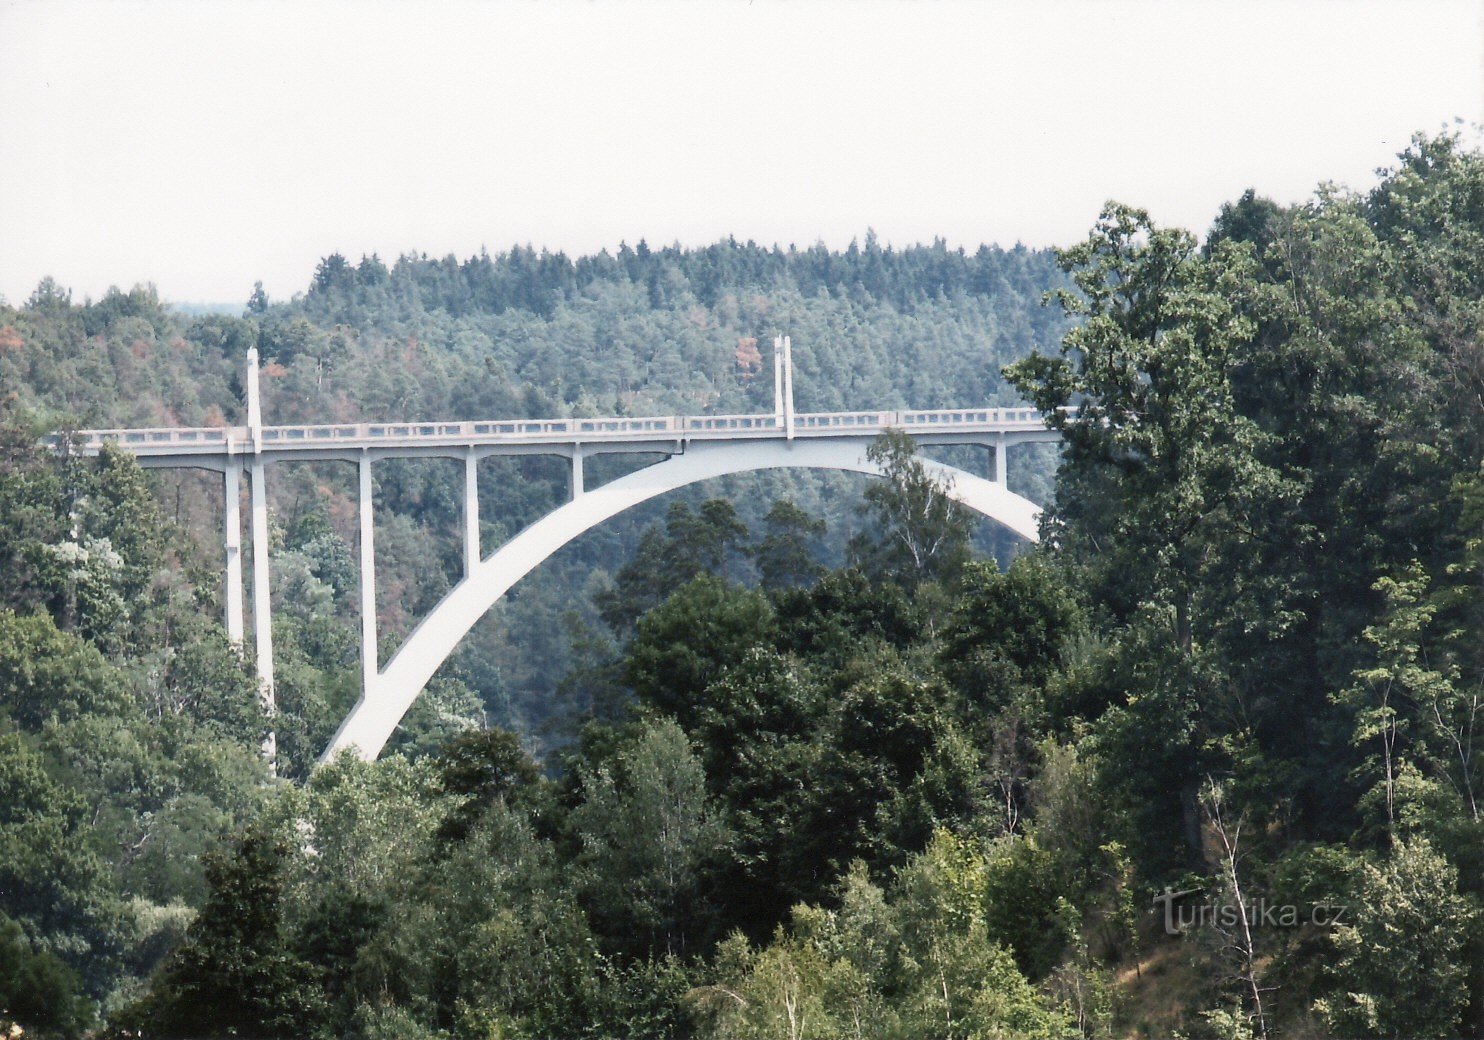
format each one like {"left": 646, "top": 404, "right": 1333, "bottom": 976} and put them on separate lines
{"left": 780, "top": 335, "right": 796, "bottom": 439}
{"left": 773, "top": 336, "right": 785, "bottom": 426}
{"left": 248, "top": 456, "right": 275, "bottom": 765}
{"left": 243, "top": 346, "right": 277, "bottom": 766}
{"left": 992, "top": 430, "right": 1008, "bottom": 487}
{"left": 223, "top": 461, "right": 244, "bottom": 643}
{"left": 569, "top": 445, "right": 585, "bottom": 500}
{"left": 463, "top": 450, "right": 480, "bottom": 577}
{"left": 359, "top": 452, "right": 378, "bottom": 701}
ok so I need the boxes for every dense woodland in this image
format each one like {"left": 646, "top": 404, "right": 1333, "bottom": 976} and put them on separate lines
{"left": 0, "top": 131, "right": 1481, "bottom": 1039}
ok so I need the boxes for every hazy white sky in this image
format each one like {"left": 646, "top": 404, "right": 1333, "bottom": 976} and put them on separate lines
{"left": 1, "top": 0, "right": 1480, "bottom": 305}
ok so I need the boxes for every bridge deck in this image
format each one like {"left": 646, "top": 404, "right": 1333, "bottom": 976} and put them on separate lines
{"left": 61, "top": 406, "right": 1056, "bottom": 458}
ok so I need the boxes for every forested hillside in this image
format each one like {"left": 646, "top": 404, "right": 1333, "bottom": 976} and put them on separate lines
{"left": 1, "top": 132, "right": 1482, "bottom": 1039}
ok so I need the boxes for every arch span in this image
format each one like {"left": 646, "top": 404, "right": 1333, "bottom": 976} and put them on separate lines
{"left": 325, "top": 438, "right": 1042, "bottom": 761}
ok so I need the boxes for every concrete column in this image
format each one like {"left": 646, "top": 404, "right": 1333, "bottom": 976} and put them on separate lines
{"left": 773, "top": 336, "right": 785, "bottom": 427}
{"left": 223, "top": 463, "right": 244, "bottom": 643}
{"left": 359, "top": 453, "right": 378, "bottom": 700}
{"left": 463, "top": 449, "right": 480, "bottom": 578}
{"left": 245, "top": 346, "right": 263, "bottom": 453}
{"left": 570, "top": 445, "right": 585, "bottom": 500}
{"left": 248, "top": 456, "right": 275, "bottom": 765}
{"left": 993, "top": 431, "right": 1008, "bottom": 488}
{"left": 782, "top": 335, "right": 795, "bottom": 440}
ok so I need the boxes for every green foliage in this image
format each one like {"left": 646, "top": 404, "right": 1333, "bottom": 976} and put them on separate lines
{"left": 939, "top": 554, "right": 1083, "bottom": 712}
{"left": 806, "top": 663, "right": 980, "bottom": 875}
{"left": 849, "top": 428, "right": 974, "bottom": 587}
{"left": 1084, "top": 619, "right": 1215, "bottom": 873}
{"left": 751, "top": 498, "right": 827, "bottom": 590}
{"left": 390, "top": 675, "right": 488, "bottom": 761}
{"left": 429, "top": 728, "right": 545, "bottom": 845}
{"left": 980, "top": 837, "right": 1078, "bottom": 980}
{"left": 772, "top": 567, "right": 921, "bottom": 667}
{"left": 699, "top": 833, "right": 1074, "bottom": 1040}
{"left": 1313, "top": 838, "right": 1476, "bottom": 1039}
{"left": 0, "top": 910, "right": 93, "bottom": 1039}
{"left": 111, "top": 823, "right": 329, "bottom": 1039}
{"left": 692, "top": 647, "right": 823, "bottom": 784}
{"left": 598, "top": 499, "right": 752, "bottom": 633}
{"left": 1005, "top": 202, "right": 1283, "bottom": 654}
{"left": 570, "top": 718, "right": 719, "bottom": 956}
{"left": 358, "top": 803, "right": 599, "bottom": 1038}
{"left": 300, "top": 752, "right": 443, "bottom": 894}
{"left": 682, "top": 647, "right": 830, "bottom": 932}
{"left": 153, "top": 622, "right": 268, "bottom": 746}
{"left": 624, "top": 576, "right": 774, "bottom": 731}
{"left": 0, "top": 609, "right": 129, "bottom": 729}
{"left": 0, "top": 440, "right": 167, "bottom": 649}
{"left": 0, "top": 729, "right": 126, "bottom": 993}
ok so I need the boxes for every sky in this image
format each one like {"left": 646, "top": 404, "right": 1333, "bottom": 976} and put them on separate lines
{"left": 0, "top": 0, "right": 1480, "bottom": 306}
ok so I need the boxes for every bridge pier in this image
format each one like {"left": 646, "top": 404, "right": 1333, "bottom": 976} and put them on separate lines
{"left": 243, "top": 346, "right": 277, "bottom": 766}
{"left": 463, "top": 449, "right": 480, "bottom": 577}
{"left": 780, "top": 335, "right": 796, "bottom": 439}
{"left": 359, "top": 452, "right": 379, "bottom": 704}
{"left": 223, "top": 460, "right": 244, "bottom": 643}
{"left": 248, "top": 456, "right": 275, "bottom": 765}
{"left": 992, "top": 430, "right": 1008, "bottom": 487}
{"left": 569, "top": 445, "right": 585, "bottom": 500}
{"left": 773, "top": 335, "right": 785, "bottom": 428}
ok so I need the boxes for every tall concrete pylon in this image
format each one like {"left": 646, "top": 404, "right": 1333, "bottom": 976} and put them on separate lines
{"left": 782, "top": 335, "right": 795, "bottom": 439}
{"left": 244, "top": 347, "right": 275, "bottom": 766}
{"left": 773, "top": 336, "right": 785, "bottom": 427}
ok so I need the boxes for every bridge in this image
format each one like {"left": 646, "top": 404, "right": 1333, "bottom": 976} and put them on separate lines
{"left": 62, "top": 338, "right": 1059, "bottom": 764}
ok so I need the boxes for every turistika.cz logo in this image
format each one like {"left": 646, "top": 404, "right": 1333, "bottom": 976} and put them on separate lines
{"left": 1151, "top": 887, "right": 1348, "bottom": 936}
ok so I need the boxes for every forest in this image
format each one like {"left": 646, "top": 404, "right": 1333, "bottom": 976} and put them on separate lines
{"left": 0, "top": 130, "right": 1480, "bottom": 1039}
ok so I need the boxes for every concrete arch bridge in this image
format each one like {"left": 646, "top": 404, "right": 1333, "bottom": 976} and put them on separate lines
{"left": 64, "top": 339, "right": 1059, "bottom": 764}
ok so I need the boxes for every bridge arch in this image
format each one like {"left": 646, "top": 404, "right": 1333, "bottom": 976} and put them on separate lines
{"left": 324, "top": 437, "right": 1042, "bottom": 761}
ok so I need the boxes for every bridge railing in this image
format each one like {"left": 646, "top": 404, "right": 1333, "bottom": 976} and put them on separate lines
{"left": 258, "top": 417, "right": 683, "bottom": 441}
{"left": 576, "top": 417, "right": 679, "bottom": 435}
{"left": 263, "top": 424, "right": 367, "bottom": 443}
{"left": 64, "top": 406, "right": 1056, "bottom": 453}
{"left": 264, "top": 419, "right": 584, "bottom": 442}
{"left": 682, "top": 414, "right": 778, "bottom": 432}
{"left": 59, "top": 426, "right": 235, "bottom": 451}
{"left": 900, "top": 407, "right": 1045, "bottom": 426}
{"left": 794, "top": 411, "right": 897, "bottom": 430}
